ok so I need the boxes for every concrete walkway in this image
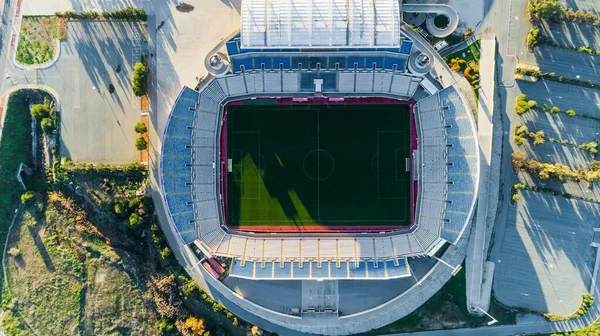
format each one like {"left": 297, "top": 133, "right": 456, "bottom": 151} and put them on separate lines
{"left": 466, "top": 37, "right": 496, "bottom": 315}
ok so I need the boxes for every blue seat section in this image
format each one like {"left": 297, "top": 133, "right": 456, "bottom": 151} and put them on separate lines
{"left": 166, "top": 195, "right": 193, "bottom": 215}
{"left": 300, "top": 72, "right": 338, "bottom": 92}
{"left": 255, "top": 263, "right": 273, "bottom": 279}
{"left": 449, "top": 155, "right": 478, "bottom": 175}
{"left": 384, "top": 56, "right": 407, "bottom": 71}
{"left": 294, "top": 262, "right": 310, "bottom": 278}
{"left": 368, "top": 261, "right": 386, "bottom": 278}
{"left": 291, "top": 56, "right": 310, "bottom": 69}
{"left": 376, "top": 47, "right": 399, "bottom": 52}
{"left": 162, "top": 157, "right": 191, "bottom": 175}
{"left": 272, "top": 56, "right": 291, "bottom": 69}
{"left": 228, "top": 259, "right": 412, "bottom": 279}
{"left": 254, "top": 56, "right": 272, "bottom": 69}
{"left": 349, "top": 261, "right": 367, "bottom": 278}
{"left": 162, "top": 87, "right": 200, "bottom": 244}
{"left": 385, "top": 260, "right": 406, "bottom": 278}
{"left": 400, "top": 40, "right": 413, "bottom": 55}
{"left": 327, "top": 56, "right": 346, "bottom": 69}
{"left": 330, "top": 262, "right": 348, "bottom": 278}
{"left": 236, "top": 57, "right": 254, "bottom": 72}
{"left": 166, "top": 116, "right": 192, "bottom": 137}
{"left": 226, "top": 40, "right": 239, "bottom": 56}
{"left": 231, "top": 260, "right": 255, "bottom": 278}
{"left": 347, "top": 56, "right": 365, "bottom": 69}
{"left": 163, "top": 175, "right": 191, "bottom": 194}
{"left": 180, "top": 231, "right": 200, "bottom": 243}
{"left": 442, "top": 211, "right": 467, "bottom": 243}
{"left": 308, "top": 56, "right": 328, "bottom": 69}
{"left": 311, "top": 262, "right": 329, "bottom": 278}
{"left": 446, "top": 193, "right": 475, "bottom": 213}
{"left": 171, "top": 212, "right": 196, "bottom": 231}
{"left": 273, "top": 262, "right": 292, "bottom": 279}
{"left": 365, "top": 56, "right": 384, "bottom": 68}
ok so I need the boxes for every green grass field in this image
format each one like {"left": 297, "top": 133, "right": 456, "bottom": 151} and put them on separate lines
{"left": 226, "top": 103, "right": 412, "bottom": 229}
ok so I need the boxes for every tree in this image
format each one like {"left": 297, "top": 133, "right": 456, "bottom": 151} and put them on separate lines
{"left": 512, "top": 194, "right": 521, "bottom": 202}
{"left": 129, "top": 213, "right": 144, "bottom": 232}
{"left": 8, "top": 247, "right": 21, "bottom": 257}
{"left": 155, "top": 318, "right": 175, "bottom": 335}
{"left": 551, "top": 106, "right": 560, "bottom": 113}
{"left": 21, "top": 191, "right": 34, "bottom": 205}
{"left": 30, "top": 104, "right": 49, "bottom": 119}
{"left": 134, "top": 122, "right": 147, "bottom": 134}
{"left": 160, "top": 247, "right": 173, "bottom": 260}
{"left": 566, "top": 109, "right": 576, "bottom": 116}
{"left": 132, "top": 61, "right": 148, "bottom": 96}
{"left": 512, "top": 152, "right": 527, "bottom": 171}
{"left": 527, "top": 28, "right": 540, "bottom": 50}
{"left": 528, "top": 0, "right": 564, "bottom": 24}
{"left": 135, "top": 137, "right": 148, "bottom": 150}
{"left": 113, "top": 199, "right": 130, "bottom": 218}
{"left": 41, "top": 117, "right": 54, "bottom": 132}
{"left": 182, "top": 316, "right": 206, "bottom": 335}
{"left": 250, "top": 326, "right": 264, "bottom": 336}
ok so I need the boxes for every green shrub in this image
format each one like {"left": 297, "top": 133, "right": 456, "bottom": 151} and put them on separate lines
{"left": 113, "top": 199, "right": 130, "bottom": 218}
{"left": 566, "top": 109, "right": 576, "bottom": 116}
{"left": 512, "top": 194, "right": 521, "bottom": 202}
{"left": 514, "top": 183, "right": 526, "bottom": 190}
{"left": 135, "top": 137, "right": 148, "bottom": 151}
{"left": 134, "top": 122, "right": 147, "bottom": 134}
{"left": 155, "top": 318, "right": 175, "bottom": 334}
{"left": 528, "top": 0, "right": 564, "bottom": 24}
{"left": 132, "top": 61, "right": 148, "bottom": 97}
{"left": 160, "top": 247, "right": 173, "bottom": 260}
{"left": 41, "top": 117, "right": 54, "bottom": 132}
{"left": 527, "top": 28, "right": 540, "bottom": 50}
{"left": 21, "top": 191, "right": 34, "bottom": 205}
{"left": 30, "top": 104, "right": 49, "bottom": 119}
{"left": 578, "top": 46, "right": 592, "bottom": 54}
{"left": 129, "top": 197, "right": 142, "bottom": 211}
{"left": 515, "top": 94, "right": 536, "bottom": 114}
{"left": 129, "top": 213, "right": 144, "bottom": 232}
{"left": 551, "top": 106, "right": 560, "bottom": 113}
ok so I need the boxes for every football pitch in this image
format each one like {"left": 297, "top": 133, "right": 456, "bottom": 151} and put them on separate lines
{"left": 226, "top": 103, "right": 412, "bottom": 231}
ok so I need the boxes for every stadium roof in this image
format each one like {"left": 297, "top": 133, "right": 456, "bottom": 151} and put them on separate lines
{"left": 240, "top": 0, "right": 402, "bottom": 49}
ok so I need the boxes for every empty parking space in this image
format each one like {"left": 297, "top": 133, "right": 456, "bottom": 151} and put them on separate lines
{"left": 58, "top": 21, "right": 144, "bottom": 163}
{"left": 494, "top": 190, "right": 597, "bottom": 315}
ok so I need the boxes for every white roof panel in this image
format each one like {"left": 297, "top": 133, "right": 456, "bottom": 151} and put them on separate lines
{"left": 241, "top": 0, "right": 401, "bottom": 48}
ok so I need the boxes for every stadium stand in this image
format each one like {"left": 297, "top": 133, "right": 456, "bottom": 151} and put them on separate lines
{"left": 229, "top": 258, "right": 411, "bottom": 280}
{"left": 161, "top": 87, "right": 200, "bottom": 243}
{"left": 161, "top": 35, "right": 478, "bottom": 280}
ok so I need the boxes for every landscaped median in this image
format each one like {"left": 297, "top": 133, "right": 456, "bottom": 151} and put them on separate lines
{"left": 15, "top": 7, "right": 147, "bottom": 66}
{"left": 515, "top": 66, "right": 600, "bottom": 90}
{"left": 544, "top": 294, "right": 594, "bottom": 322}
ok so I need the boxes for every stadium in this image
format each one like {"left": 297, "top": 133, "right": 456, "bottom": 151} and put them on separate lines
{"left": 159, "top": 0, "right": 479, "bottom": 334}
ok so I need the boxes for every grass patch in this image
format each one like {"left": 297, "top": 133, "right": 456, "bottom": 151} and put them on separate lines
{"left": 227, "top": 104, "right": 411, "bottom": 229}
{"left": 17, "top": 16, "right": 67, "bottom": 65}
{"left": 362, "top": 267, "right": 516, "bottom": 334}
{"left": 0, "top": 90, "right": 40, "bottom": 274}
{"left": 444, "top": 40, "right": 482, "bottom": 108}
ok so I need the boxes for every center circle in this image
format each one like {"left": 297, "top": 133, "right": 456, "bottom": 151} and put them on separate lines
{"left": 303, "top": 149, "right": 335, "bottom": 181}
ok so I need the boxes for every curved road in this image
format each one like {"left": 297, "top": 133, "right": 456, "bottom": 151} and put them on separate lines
{"left": 403, "top": 4, "right": 459, "bottom": 38}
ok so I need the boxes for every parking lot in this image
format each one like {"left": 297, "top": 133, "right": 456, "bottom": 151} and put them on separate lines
{"left": 494, "top": 190, "right": 597, "bottom": 315}
{"left": 493, "top": 0, "right": 600, "bottom": 315}
{"left": 40, "top": 21, "right": 146, "bottom": 163}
